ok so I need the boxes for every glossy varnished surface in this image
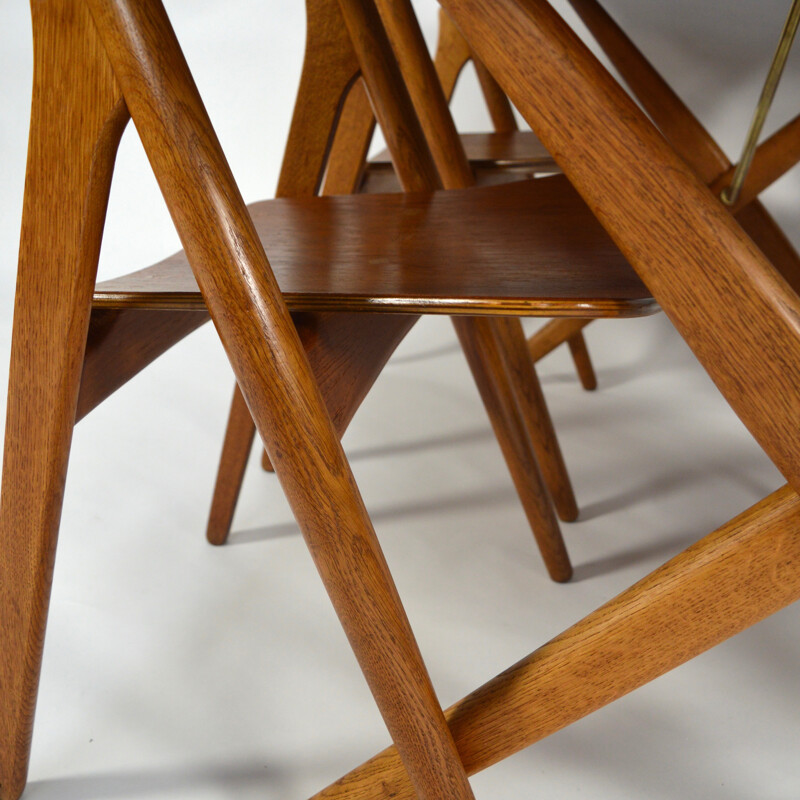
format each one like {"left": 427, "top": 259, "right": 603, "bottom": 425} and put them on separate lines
{"left": 94, "top": 176, "right": 656, "bottom": 317}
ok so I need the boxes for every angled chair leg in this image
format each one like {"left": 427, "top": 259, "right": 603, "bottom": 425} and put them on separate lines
{"left": 207, "top": 385, "right": 256, "bottom": 545}
{"left": 526, "top": 318, "right": 596, "bottom": 390}
{"left": 0, "top": 5, "right": 128, "bottom": 798}
{"left": 567, "top": 331, "right": 598, "bottom": 391}
{"left": 454, "top": 318, "right": 572, "bottom": 581}
{"left": 321, "top": 78, "right": 376, "bottom": 195}
{"left": 314, "top": 484, "right": 800, "bottom": 799}
{"left": 494, "top": 318, "right": 578, "bottom": 522}
{"left": 88, "top": 3, "right": 473, "bottom": 796}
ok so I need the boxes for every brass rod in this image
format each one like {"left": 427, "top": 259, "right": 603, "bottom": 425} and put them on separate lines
{"left": 722, "top": 0, "right": 800, "bottom": 205}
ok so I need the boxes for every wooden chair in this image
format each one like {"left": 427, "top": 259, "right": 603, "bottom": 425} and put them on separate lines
{"left": 205, "top": 0, "right": 595, "bottom": 576}
{"left": 301, "top": 0, "right": 800, "bottom": 796}
{"left": 0, "top": 1, "right": 655, "bottom": 798}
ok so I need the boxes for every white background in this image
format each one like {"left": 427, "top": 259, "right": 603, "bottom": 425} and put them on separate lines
{"left": 1, "top": 1, "right": 800, "bottom": 797}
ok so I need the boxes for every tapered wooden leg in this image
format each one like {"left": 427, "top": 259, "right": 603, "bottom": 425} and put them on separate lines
{"left": 567, "top": 331, "right": 597, "bottom": 390}
{"left": 455, "top": 318, "right": 572, "bottom": 581}
{"left": 0, "top": 6, "right": 127, "bottom": 799}
{"left": 89, "top": 3, "right": 472, "bottom": 796}
{"left": 314, "top": 485, "right": 800, "bottom": 799}
{"left": 494, "top": 318, "right": 578, "bottom": 521}
{"left": 207, "top": 385, "right": 256, "bottom": 545}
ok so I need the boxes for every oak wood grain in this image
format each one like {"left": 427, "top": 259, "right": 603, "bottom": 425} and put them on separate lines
{"left": 0, "top": 3, "right": 128, "bottom": 798}
{"left": 314, "top": 485, "right": 800, "bottom": 798}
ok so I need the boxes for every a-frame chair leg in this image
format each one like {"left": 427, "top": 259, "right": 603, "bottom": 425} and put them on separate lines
{"left": 87, "top": 1, "right": 474, "bottom": 796}
{"left": 313, "top": 484, "right": 800, "bottom": 799}
{"left": 454, "top": 318, "right": 573, "bottom": 581}
{"left": 207, "top": 384, "right": 255, "bottom": 545}
{"left": 494, "top": 318, "right": 578, "bottom": 522}
{"left": 0, "top": 4, "right": 128, "bottom": 798}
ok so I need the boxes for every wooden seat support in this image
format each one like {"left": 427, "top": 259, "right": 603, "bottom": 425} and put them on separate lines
{"left": 94, "top": 178, "right": 655, "bottom": 317}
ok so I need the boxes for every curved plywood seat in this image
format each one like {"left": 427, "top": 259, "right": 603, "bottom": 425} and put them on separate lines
{"left": 94, "top": 175, "right": 657, "bottom": 318}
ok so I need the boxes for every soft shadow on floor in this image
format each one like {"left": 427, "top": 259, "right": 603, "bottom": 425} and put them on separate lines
{"left": 228, "top": 485, "right": 518, "bottom": 545}
{"left": 25, "top": 761, "right": 293, "bottom": 800}
{"left": 570, "top": 529, "right": 699, "bottom": 582}
{"left": 344, "top": 426, "right": 492, "bottom": 463}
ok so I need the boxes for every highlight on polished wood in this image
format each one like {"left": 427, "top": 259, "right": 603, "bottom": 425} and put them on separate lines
{"left": 94, "top": 176, "right": 656, "bottom": 318}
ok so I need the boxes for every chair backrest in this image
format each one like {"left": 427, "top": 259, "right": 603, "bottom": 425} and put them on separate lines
{"left": 440, "top": 0, "right": 800, "bottom": 494}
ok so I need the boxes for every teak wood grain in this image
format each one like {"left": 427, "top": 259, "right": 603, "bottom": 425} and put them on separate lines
{"left": 94, "top": 176, "right": 656, "bottom": 318}
{"left": 369, "top": 130, "right": 555, "bottom": 171}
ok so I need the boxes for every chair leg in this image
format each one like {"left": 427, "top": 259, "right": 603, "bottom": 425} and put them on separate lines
{"left": 527, "top": 317, "right": 591, "bottom": 359}
{"left": 494, "top": 318, "right": 578, "bottom": 521}
{"left": 207, "top": 385, "right": 256, "bottom": 545}
{"left": 90, "top": 3, "right": 474, "bottom": 795}
{"left": 314, "top": 484, "right": 800, "bottom": 799}
{"left": 567, "top": 331, "right": 598, "bottom": 391}
{"left": 454, "top": 318, "right": 572, "bottom": 582}
{"left": 0, "top": 5, "right": 127, "bottom": 798}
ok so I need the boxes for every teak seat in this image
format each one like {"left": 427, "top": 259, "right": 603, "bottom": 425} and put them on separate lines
{"left": 369, "top": 131, "right": 555, "bottom": 176}
{"left": 94, "top": 176, "right": 655, "bottom": 318}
